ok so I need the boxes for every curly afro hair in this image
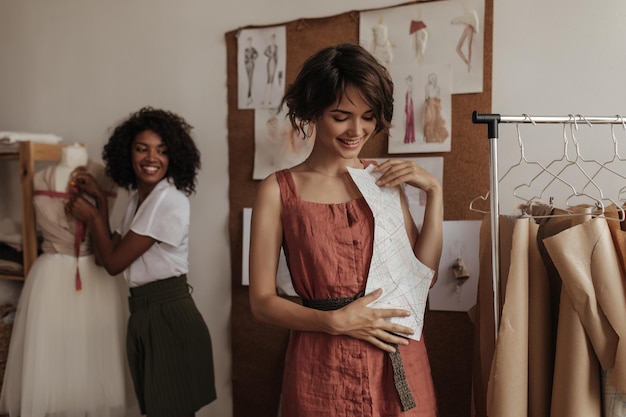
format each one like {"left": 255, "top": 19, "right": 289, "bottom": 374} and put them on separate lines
{"left": 102, "top": 107, "right": 201, "bottom": 195}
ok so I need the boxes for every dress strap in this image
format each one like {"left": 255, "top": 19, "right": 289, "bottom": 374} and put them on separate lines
{"left": 275, "top": 169, "right": 298, "bottom": 204}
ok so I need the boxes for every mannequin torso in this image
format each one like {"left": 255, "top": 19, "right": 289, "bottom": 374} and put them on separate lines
{"left": 55, "top": 144, "right": 88, "bottom": 192}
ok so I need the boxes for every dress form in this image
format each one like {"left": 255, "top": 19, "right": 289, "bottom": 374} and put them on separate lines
{"left": 0, "top": 144, "right": 136, "bottom": 417}
{"left": 54, "top": 143, "right": 88, "bottom": 192}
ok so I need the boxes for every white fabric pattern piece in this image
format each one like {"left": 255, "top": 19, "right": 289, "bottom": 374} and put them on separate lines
{"left": 347, "top": 165, "right": 434, "bottom": 340}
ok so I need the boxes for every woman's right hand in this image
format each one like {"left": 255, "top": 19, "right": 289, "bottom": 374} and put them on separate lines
{"left": 329, "top": 289, "right": 414, "bottom": 353}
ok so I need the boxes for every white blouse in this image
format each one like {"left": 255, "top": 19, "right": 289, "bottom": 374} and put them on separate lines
{"left": 116, "top": 179, "right": 189, "bottom": 288}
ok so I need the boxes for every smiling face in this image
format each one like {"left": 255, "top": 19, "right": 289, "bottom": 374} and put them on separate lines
{"left": 131, "top": 129, "right": 169, "bottom": 198}
{"left": 313, "top": 85, "right": 377, "bottom": 160}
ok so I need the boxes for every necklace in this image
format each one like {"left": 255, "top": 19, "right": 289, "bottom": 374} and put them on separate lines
{"left": 304, "top": 159, "right": 349, "bottom": 178}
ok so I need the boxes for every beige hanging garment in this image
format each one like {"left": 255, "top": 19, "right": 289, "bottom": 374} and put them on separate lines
{"left": 472, "top": 215, "right": 514, "bottom": 417}
{"left": 544, "top": 207, "right": 626, "bottom": 394}
{"left": 534, "top": 210, "right": 579, "bottom": 417}
{"left": 486, "top": 218, "right": 552, "bottom": 417}
{"left": 527, "top": 221, "right": 554, "bottom": 417}
{"left": 542, "top": 206, "right": 626, "bottom": 416}
{"left": 542, "top": 207, "right": 601, "bottom": 417}
{"left": 605, "top": 207, "right": 626, "bottom": 365}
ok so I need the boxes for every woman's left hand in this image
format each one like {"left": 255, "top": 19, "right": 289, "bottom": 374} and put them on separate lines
{"left": 374, "top": 159, "right": 441, "bottom": 192}
{"left": 65, "top": 195, "right": 98, "bottom": 224}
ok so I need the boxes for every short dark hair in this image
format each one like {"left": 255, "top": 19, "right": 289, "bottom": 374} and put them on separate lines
{"left": 102, "top": 107, "right": 201, "bottom": 195}
{"left": 281, "top": 43, "right": 394, "bottom": 137}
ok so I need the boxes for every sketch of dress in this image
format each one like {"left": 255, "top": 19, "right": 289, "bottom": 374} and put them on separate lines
{"left": 244, "top": 37, "right": 258, "bottom": 105}
{"left": 423, "top": 73, "right": 449, "bottom": 143}
{"left": 404, "top": 76, "right": 415, "bottom": 144}
{"left": 410, "top": 20, "right": 428, "bottom": 65}
{"left": 0, "top": 162, "right": 134, "bottom": 417}
{"left": 369, "top": 21, "right": 393, "bottom": 69}
{"left": 262, "top": 34, "right": 278, "bottom": 105}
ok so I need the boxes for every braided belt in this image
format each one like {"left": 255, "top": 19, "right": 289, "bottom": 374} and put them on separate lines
{"left": 303, "top": 292, "right": 416, "bottom": 412}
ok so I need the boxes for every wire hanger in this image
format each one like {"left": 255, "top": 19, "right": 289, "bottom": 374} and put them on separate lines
{"left": 469, "top": 115, "right": 589, "bottom": 217}
{"left": 512, "top": 115, "right": 623, "bottom": 221}
{"left": 585, "top": 116, "right": 626, "bottom": 184}
{"left": 563, "top": 115, "right": 625, "bottom": 221}
{"left": 469, "top": 114, "right": 541, "bottom": 215}
{"left": 469, "top": 191, "right": 490, "bottom": 214}
{"left": 469, "top": 114, "right": 626, "bottom": 221}
{"left": 497, "top": 115, "right": 535, "bottom": 184}
{"left": 511, "top": 115, "right": 583, "bottom": 207}
{"left": 600, "top": 115, "right": 626, "bottom": 203}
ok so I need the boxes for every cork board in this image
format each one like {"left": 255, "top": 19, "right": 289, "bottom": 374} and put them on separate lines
{"left": 226, "top": 1, "right": 492, "bottom": 416}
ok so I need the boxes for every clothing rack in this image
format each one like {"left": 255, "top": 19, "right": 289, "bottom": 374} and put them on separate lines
{"left": 471, "top": 111, "right": 626, "bottom": 341}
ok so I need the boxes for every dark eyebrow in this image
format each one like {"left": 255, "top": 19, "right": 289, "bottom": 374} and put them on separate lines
{"left": 329, "top": 108, "right": 351, "bottom": 115}
{"left": 329, "top": 108, "right": 374, "bottom": 115}
{"left": 133, "top": 141, "right": 167, "bottom": 148}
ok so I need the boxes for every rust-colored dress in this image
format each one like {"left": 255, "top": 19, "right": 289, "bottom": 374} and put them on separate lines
{"left": 276, "top": 169, "right": 437, "bottom": 417}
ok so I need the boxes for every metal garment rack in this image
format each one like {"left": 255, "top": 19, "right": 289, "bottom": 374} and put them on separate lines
{"left": 471, "top": 111, "right": 626, "bottom": 341}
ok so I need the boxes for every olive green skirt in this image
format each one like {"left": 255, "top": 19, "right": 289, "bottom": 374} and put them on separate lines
{"left": 127, "top": 275, "right": 216, "bottom": 417}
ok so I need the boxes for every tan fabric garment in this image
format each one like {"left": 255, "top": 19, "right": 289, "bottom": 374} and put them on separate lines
{"left": 472, "top": 215, "right": 496, "bottom": 417}
{"left": 472, "top": 215, "right": 514, "bottom": 417}
{"left": 541, "top": 208, "right": 609, "bottom": 417}
{"left": 486, "top": 218, "right": 531, "bottom": 417}
{"left": 526, "top": 221, "right": 554, "bottom": 417}
{"left": 544, "top": 207, "right": 626, "bottom": 393}
{"left": 605, "top": 206, "right": 626, "bottom": 393}
{"left": 486, "top": 218, "right": 552, "bottom": 417}
{"left": 474, "top": 203, "right": 626, "bottom": 417}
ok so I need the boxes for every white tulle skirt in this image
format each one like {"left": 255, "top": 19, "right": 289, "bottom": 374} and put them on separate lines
{"left": 0, "top": 253, "right": 139, "bottom": 417}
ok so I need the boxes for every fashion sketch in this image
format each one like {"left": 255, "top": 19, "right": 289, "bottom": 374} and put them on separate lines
{"left": 253, "top": 107, "right": 314, "bottom": 180}
{"left": 403, "top": 75, "right": 416, "bottom": 144}
{"left": 409, "top": 8, "right": 428, "bottom": 66}
{"left": 423, "top": 72, "right": 449, "bottom": 143}
{"left": 237, "top": 26, "right": 286, "bottom": 109}
{"left": 451, "top": 8, "right": 480, "bottom": 73}
{"left": 262, "top": 33, "right": 279, "bottom": 106}
{"left": 244, "top": 37, "right": 258, "bottom": 105}
{"left": 410, "top": 20, "right": 428, "bottom": 65}
{"left": 369, "top": 18, "right": 393, "bottom": 69}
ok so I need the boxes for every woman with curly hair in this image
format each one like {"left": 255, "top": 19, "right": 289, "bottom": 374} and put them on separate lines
{"left": 66, "top": 107, "right": 216, "bottom": 417}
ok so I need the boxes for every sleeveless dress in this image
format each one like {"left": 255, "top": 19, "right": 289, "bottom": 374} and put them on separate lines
{"left": 276, "top": 169, "right": 437, "bottom": 417}
{"left": 404, "top": 90, "right": 416, "bottom": 144}
{"left": 423, "top": 97, "right": 449, "bottom": 143}
{"left": 0, "top": 162, "right": 138, "bottom": 417}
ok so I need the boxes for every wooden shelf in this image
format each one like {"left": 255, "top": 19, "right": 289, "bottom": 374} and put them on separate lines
{"left": 1, "top": 141, "right": 64, "bottom": 281}
{"left": 0, "top": 273, "right": 27, "bottom": 281}
{"left": 0, "top": 153, "right": 19, "bottom": 161}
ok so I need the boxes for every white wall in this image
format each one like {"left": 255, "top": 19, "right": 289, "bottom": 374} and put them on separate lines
{"left": 492, "top": 1, "right": 626, "bottom": 214}
{"left": 0, "top": 1, "right": 410, "bottom": 416}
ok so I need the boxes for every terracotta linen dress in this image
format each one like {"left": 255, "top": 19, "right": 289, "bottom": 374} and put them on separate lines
{"left": 276, "top": 169, "right": 437, "bottom": 417}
